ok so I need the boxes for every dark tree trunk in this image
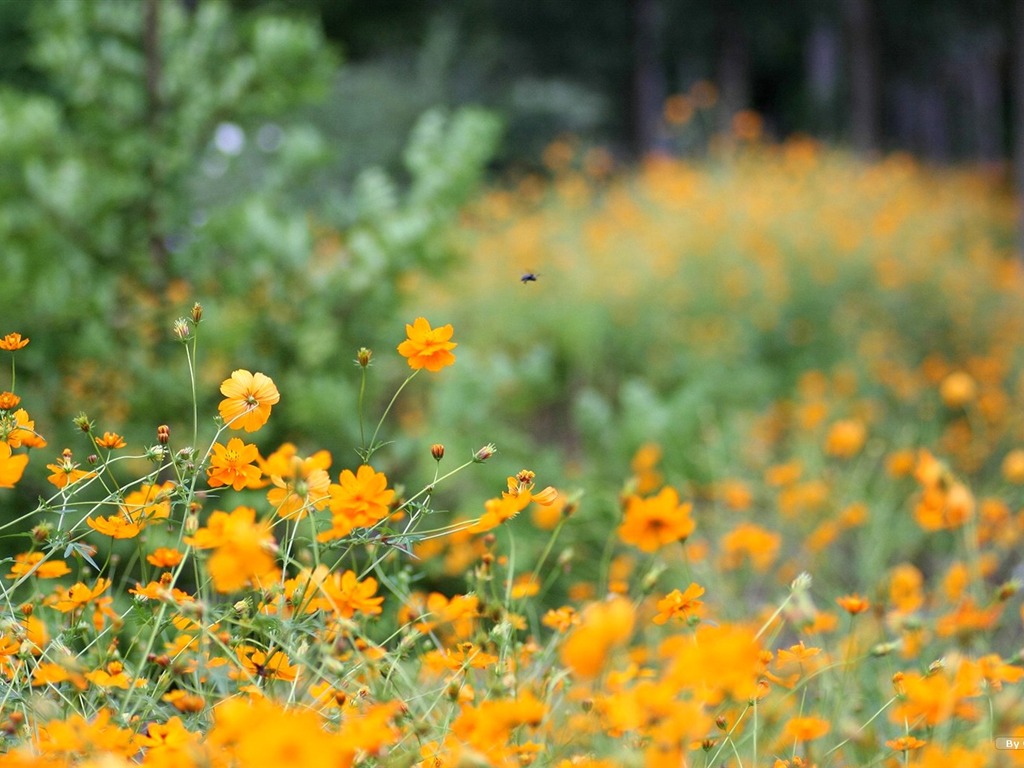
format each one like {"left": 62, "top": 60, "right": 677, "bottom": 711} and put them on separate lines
{"left": 1014, "top": 0, "right": 1024, "bottom": 258}
{"left": 843, "top": 0, "right": 880, "bottom": 154}
{"left": 630, "top": 0, "right": 663, "bottom": 157}
{"left": 806, "top": 18, "right": 841, "bottom": 139}
{"left": 716, "top": 3, "right": 749, "bottom": 133}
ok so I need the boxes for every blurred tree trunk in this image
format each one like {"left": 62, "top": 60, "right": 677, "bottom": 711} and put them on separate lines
{"left": 1015, "top": 0, "right": 1024, "bottom": 258}
{"left": 962, "top": 30, "right": 1003, "bottom": 163}
{"left": 629, "top": 0, "right": 663, "bottom": 157}
{"left": 842, "top": 0, "right": 879, "bottom": 154}
{"left": 715, "top": 2, "right": 749, "bottom": 133}
{"left": 806, "top": 18, "right": 841, "bottom": 139}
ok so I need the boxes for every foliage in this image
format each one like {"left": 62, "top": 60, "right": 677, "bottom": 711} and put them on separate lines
{"left": 0, "top": 0, "right": 500, "bottom": 499}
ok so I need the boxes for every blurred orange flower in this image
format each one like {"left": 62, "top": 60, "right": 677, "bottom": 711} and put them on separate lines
{"left": 618, "top": 487, "right": 695, "bottom": 552}
{"left": 0, "top": 332, "right": 29, "bottom": 351}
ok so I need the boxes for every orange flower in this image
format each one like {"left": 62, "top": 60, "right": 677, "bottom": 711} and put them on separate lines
{"left": 560, "top": 597, "right": 635, "bottom": 678}
{"left": 266, "top": 451, "right": 332, "bottom": 519}
{"left": 3, "top": 408, "right": 46, "bottom": 448}
{"left": 86, "top": 514, "right": 143, "bottom": 539}
{"left": 147, "top": 547, "right": 184, "bottom": 568}
{"left": 1002, "top": 449, "right": 1024, "bottom": 484}
{"left": 889, "top": 563, "right": 924, "bottom": 613}
{"left": 45, "top": 449, "right": 94, "bottom": 490}
{"left": 121, "top": 481, "right": 175, "bottom": 523}
{"left": 218, "top": 369, "right": 280, "bottom": 433}
{"left": 0, "top": 391, "right": 20, "bottom": 409}
{"left": 939, "top": 371, "right": 977, "bottom": 407}
{"left": 282, "top": 566, "right": 384, "bottom": 618}
{"left": 0, "top": 332, "right": 29, "bottom": 351}
{"left": 6, "top": 552, "right": 70, "bottom": 580}
{"left": 781, "top": 715, "right": 830, "bottom": 742}
{"left": 836, "top": 594, "right": 870, "bottom": 615}
{"left": 234, "top": 645, "right": 300, "bottom": 682}
{"left": 207, "top": 437, "right": 262, "bottom": 491}
{"left": 94, "top": 431, "right": 126, "bottom": 449}
{"left": 46, "top": 578, "right": 111, "bottom": 612}
{"left": 824, "top": 418, "right": 867, "bottom": 458}
{"left": 618, "top": 486, "right": 695, "bottom": 552}
{"left": 720, "top": 523, "right": 781, "bottom": 571}
{"left": 652, "top": 583, "right": 705, "bottom": 625}
{"left": 0, "top": 441, "right": 29, "bottom": 489}
{"left": 886, "top": 735, "right": 927, "bottom": 752}
{"left": 397, "top": 317, "right": 457, "bottom": 371}
{"left": 184, "top": 506, "right": 277, "bottom": 593}
{"left": 318, "top": 464, "right": 395, "bottom": 540}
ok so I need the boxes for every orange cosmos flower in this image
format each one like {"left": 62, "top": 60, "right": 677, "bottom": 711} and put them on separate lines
{"left": 121, "top": 480, "right": 175, "bottom": 523}
{"left": 147, "top": 546, "right": 184, "bottom": 568}
{"left": 94, "top": 431, "right": 126, "bottom": 449}
{"left": 889, "top": 563, "right": 924, "bottom": 613}
{"left": 939, "top": 370, "right": 977, "bottom": 408}
{"left": 46, "top": 578, "right": 111, "bottom": 612}
{"left": 1002, "top": 449, "right": 1024, "bottom": 483}
{"left": 3, "top": 407, "right": 46, "bottom": 448}
{"left": 45, "top": 449, "right": 95, "bottom": 490}
{"left": 0, "top": 333, "right": 29, "bottom": 351}
{"left": 837, "top": 594, "right": 870, "bottom": 615}
{"left": 207, "top": 437, "right": 262, "bottom": 491}
{"left": 887, "top": 735, "right": 927, "bottom": 752}
{"left": 720, "top": 522, "right": 781, "bottom": 571}
{"left": 318, "top": 464, "right": 395, "bottom": 540}
{"left": 0, "top": 391, "right": 20, "bottom": 410}
{"left": 781, "top": 716, "right": 830, "bottom": 742}
{"left": 218, "top": 369, "right": 280, "bottom": 432}
{"left": 824, "top": 418, "right": 867, "bottom": 458}
{"left": 397, "top": 317, "right": 457, "bottom": 371}
{"left": 184, "top": 506, "right": 277, "bottom": 593}
{"left": 618, "top": 486, "right": 695, "bottom": 552}
{"left": 234, "top": 645, "right": 300, "bottom": 682}
{"left": 6, "top": 552, "right": 71, "bottom": 580}
{"left": 560, "top": 596, "right": 635, "bottom": 678}
{"left": 0, "top": 441, "right": 29, "bottom": 488}
{"left": 652, "top": 583, "right": 705, "bottom": 625}
{"left": 266, "top": 450, "right": 332, "bottom": 519}
{"left": 86, "top": 514, "right": 143, "bottom": 539}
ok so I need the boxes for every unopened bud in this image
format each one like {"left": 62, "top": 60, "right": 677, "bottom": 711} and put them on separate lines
{"left": 191, "top": 302, "right": 203, "bottom": 324}
{"left": 356, "top": 347, "right": 372, "bottom": 367}
{"left": 473, "top": 443, "right": 497, "bottom": 463}
{"left": 173, "top": 318, "right": 191, "bottom": 341}
{"left": 157, "top": 425, "right": 170, "bottom": 444}
{"left": 431, "top": 443, "right": 445, "bottom": 461}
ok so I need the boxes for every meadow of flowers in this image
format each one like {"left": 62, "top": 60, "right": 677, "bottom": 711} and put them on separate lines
{"left": 1, "top": 133, "right": 1024, "bottom": 767}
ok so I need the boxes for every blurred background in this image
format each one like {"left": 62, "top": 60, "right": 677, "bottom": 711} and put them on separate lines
{"left": 2, "top": 1, "right": 1023, "bottom": 589}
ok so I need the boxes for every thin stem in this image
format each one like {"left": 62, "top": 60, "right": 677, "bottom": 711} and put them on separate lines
{"left": 364, "top": 369, "right": 419, "bottom": 461}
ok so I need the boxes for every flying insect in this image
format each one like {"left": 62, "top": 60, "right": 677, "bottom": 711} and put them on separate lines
{"left": 520, "top": 271, "right": 540, "bottom": 284}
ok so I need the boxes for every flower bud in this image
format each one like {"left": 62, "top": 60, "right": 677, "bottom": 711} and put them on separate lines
{"left": 73, "top": 414, "right": 93, "bottom": 433}
{"left": 431, "top": 443, "right": 445, "bottom": 461}
{"left": 191, "top": 302, "right": 203, "bottom": 324}
{"left": 172, "top": 318, "right": 191, "bottom": 342}
{"left": 356, "top": 347, "right": 372, "bottom": 367}
{"left": 157, "top": 425, "right": 170, "bottom": 444}
{"left": 473, "top": 443, "right": 497, "bottom": 463}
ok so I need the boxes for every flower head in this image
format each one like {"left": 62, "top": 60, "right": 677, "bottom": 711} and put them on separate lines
{"left": 218, "top": 370, "right": 280, "bottom": 433}
{"left": 618, "top": 486, "right": 695, "bottom": 552}
{"left": 207, "top": 437, "right": 262, "bottom": 491}
{"left": 397, "top": 317, "right": 457, "bottom": 372}
{"left": 0, "top": 333, "right": 29, "bottom": 351}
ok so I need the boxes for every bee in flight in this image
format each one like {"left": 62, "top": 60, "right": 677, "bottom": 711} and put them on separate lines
{"left": 520, "top": 271, "right": 540, "bottom": 284}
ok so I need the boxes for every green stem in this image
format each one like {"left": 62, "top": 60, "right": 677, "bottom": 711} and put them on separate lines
{"left": 364, "top": 369, "right": 419, "bottom": 461}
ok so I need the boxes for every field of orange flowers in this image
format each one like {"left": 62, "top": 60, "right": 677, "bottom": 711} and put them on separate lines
{"left": 2, "top": 137, "right": 1024, "bottom": 767}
